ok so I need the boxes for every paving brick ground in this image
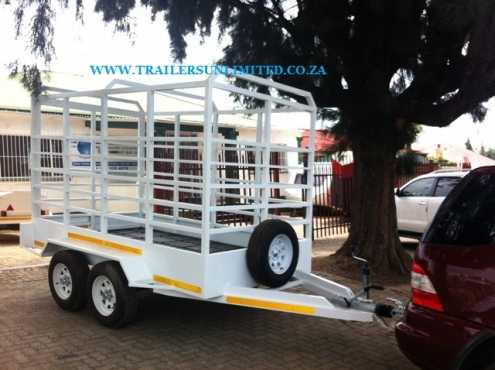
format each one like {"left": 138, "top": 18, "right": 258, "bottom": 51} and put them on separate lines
{"left": 0, "top": 229, "right": 46, "bottom": 269}
{"left": 0, "top": 232, "right": 418, "bottom": 370}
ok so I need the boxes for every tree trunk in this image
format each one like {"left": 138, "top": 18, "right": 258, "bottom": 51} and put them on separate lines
{"left": 336, "top": 137, "right": 411, "bottom": 275}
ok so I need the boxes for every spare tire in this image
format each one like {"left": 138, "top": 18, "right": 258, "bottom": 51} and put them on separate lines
{"left": 247, "top": 220, "right": 299, "bottom": 287}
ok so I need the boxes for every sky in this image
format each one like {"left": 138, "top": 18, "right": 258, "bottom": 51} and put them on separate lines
{"left": 1, "top": 1, "right": 494, "bottom": 150}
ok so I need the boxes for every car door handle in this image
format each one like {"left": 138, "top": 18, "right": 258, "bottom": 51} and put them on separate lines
{"left": 418, "top": 201, "right": 427, "bottom": 206}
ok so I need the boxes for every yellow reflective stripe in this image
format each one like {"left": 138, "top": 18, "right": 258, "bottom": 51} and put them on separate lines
{"left": 153, "top": 274, "right": 202, "bottom": 294}
{"left": 67, "top": 232, "right": 142, "bottom": 256}
{"left": 226, "top": 296, "right": 316, "bottom": 315}
{"left": 34, "top": 240, "right": 46, "bottom": 248}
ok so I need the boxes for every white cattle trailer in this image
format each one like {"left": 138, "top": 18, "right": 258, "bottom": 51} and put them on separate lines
{"left": 21, "top": 72, "right": 401, "bottom": 328}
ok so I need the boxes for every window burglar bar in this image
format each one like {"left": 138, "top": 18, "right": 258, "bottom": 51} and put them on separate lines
{"left": 0, "top": 135, "right": 63, "bottom": 182}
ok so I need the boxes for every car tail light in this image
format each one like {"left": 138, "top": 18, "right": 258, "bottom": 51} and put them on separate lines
{"left": 411, "top": 261, "right": 444, "bottom": 312}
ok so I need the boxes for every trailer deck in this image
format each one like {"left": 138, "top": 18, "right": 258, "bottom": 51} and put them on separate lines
{"left": 110, "top": 227, "right": 242, "bottom": 254}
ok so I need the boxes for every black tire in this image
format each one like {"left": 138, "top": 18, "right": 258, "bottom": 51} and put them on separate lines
{"left": 247, "top": 220, "right": 299, "bottom": 287}
{"left": 482, "top": 363, "right": 495, "bottom": 370}
{"left": 87, "top": 262, "right": 138, "bottom": 328}
{"left": 48, "top": 250, "right": 89, "bottom": 311}
{"left": 463, "top": 348, "right": 495, "bottom": 370}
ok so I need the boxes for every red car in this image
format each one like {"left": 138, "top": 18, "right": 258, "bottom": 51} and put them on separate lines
{"left": 396, "top": 166, "right": 495, "bottom": 370}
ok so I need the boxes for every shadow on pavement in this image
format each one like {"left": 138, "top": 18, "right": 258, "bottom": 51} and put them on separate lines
{"left": 0, "top": 229, "right": 20, "bottom": 246}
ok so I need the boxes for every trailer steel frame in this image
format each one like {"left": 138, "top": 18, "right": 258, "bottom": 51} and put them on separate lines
{"left": 21, "top": 72, "right": 398, "bottom": 325}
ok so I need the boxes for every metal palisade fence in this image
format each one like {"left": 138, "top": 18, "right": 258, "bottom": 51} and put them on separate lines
{"left": 304, "top": 160, "right": 441, "bottom": 239}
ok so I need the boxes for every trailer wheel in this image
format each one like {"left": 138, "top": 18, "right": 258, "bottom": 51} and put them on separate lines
{"left": 48, "top": 250, "right": 89, "bottom": 311}
{"left": 88, "top": 262, "right": 138, "bottom": 328}
{"left": 247, "top": 220, "right": 299, "bottom": 287}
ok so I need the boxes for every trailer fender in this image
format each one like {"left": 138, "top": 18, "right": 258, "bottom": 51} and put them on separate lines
{"left": 42, "top": 243, "right": 112, "bottom": 266}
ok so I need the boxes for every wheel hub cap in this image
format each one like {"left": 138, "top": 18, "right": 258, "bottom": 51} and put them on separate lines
{"left": 52, "top": 263, "right": 73, "bottom": 300}
{"left": 268, "top": 234, "right": 293, "bottom": 275}
{"left": 92, "top": 276, "right": 117, "bottom": 317}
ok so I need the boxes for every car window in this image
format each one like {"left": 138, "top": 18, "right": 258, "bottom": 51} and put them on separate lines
{"left": 401, "top": 178, "right": 435, "bottom": 197}
{"left": 434, "top": 177, "right": 462, "bottom": 197}
{"left": 425, "top": 173, "right": 495, "bottom": 245}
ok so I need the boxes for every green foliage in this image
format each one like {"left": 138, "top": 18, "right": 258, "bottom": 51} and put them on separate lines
{"left": 396, "top": 151, "right": 420, "bottom": 176}
{"left": 8, "top": 0, "right": 495, "bottom": 271}
{"left": 7, "top": 0, "right": 495, "bottom": 139}
{"left": 8, "top": 64, "right": 43, "bottom": 97}
{"left": 465, "top": 138, "right": 473, "bottom": 150}
{"left": 483, "top": 148, "right": 495, "bottom": 160}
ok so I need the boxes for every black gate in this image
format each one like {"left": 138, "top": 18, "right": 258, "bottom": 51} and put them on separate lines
{"left": 303, "top": 161, "right": 352, "bottom": 239}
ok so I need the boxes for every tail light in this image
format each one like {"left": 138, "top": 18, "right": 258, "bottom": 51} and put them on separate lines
{"left": 411, "top": 261, "right": 444, "bottom": 312}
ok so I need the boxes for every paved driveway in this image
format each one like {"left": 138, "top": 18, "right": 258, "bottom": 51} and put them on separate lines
{"left": 0, "top": 265, "right": 418, "bottom": 370}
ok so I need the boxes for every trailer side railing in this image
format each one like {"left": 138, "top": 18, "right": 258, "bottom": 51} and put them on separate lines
{"left": 30, "top": 73, "right": 317, "bottom": 257}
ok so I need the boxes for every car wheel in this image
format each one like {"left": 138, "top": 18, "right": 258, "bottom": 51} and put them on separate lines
{"left": 462, "top": 347, "right": 495, "bottom": 370}
{"left": 247, "top": 220, "right": 299, "bottom": 287}
{"left": 48, "top": 250, "right": 89, "bottom": 311}
{"left": 478, "top": 353, "right": 495, "bottom": 370}
{"left": 88, "top": 262, "right": 138, "bottom": 328}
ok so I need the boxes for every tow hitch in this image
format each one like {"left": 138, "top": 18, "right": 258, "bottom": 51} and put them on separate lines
{"left": 343, "top": 253, "right": 406, "bottom": 320}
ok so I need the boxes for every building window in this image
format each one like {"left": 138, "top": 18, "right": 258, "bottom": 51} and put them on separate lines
{"left": 40, "top": 137, "right": 64, "bottom": 181}
{"left": 0, "top": 135, "right": 30, "bottom": 182}
{"left": 0, "top": 135, "right": 63, "bottom": 182}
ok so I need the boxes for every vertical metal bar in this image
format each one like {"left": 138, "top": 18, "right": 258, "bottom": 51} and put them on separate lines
{"left": 15, "top": 135, "right": 19, "bottom": 180}
{"left": 173, "top": 114, "right": 180, "bottom": 222}
{"left": 145, "top": 91, "right": 155, "bottom": 245}
{"left": 326, "top": 164, "right": 332, "bottom": 237}
{"left": 6, "top": 135, "right": 10, "bottom": 181}
{"left": 10, "top": 135, "right": 14, "bottom": 181}
{"left": 16, "top": 136, "right": 20, "bottom": 180}
{"left": 323, "top": 164, "right": 329, "bottom": 238}
{"left": 261, "top": 101, "right": 272, "bottom": 221}
{"left": 211, "top": 109, "right": 219, "bottom": 225}
{"left": 320, "top": 165, "right": 325, "bottom": 238}
{"left": 0, "top": 136, "right": 4, "bottom": 181}
{"left": 31, "top": 97, "right": 42, "bottom": 221}
{"left": 62, "top": 98, "right": 71, "bottom": 227}
{"left": 20, "top": 136, "right": 23, "bottom": 180}
{"left": 137, "top": 113, "right": 146, "bottom": 217}
{"left": 12, "top": 135, "right": 15, "bottom": 180}
{"left": 24, "top": 136, "right": 28, "bottom": 181}
{"left": 13, "top": 135, "right": 16, "bottom": 180}
{"left": 17, "top": 135, "right": 21, "bottom": 180}
{"left": 318, "top": 166, "right": 322, "bottom": 237}
{"left": 1, "top": 136, "right": 5, "bottom": 181}
{"left": 16, "top": 135, "right": 19, "bottom": 180}
{"left": 20, "top": 136, "right": 24, "bottom": 180}
{"left": 11, "top": 135, "right": 14, "bottom": 180}
{"left": 305, "top": 109, "right": 317, "bottom": 241}
{"left": 202, "top": 78, "right": 214, "bottom": 260}
{"left": 90, "top": 111, "right": 97, "bottom": 230}
{"left": 254, "top": 113, "right": 263, "bottom": 224}
{"left": 100, "top": 96, "right": 109, "bottom": 233}
{"left": 13, "top": 135, "right": 17, "bottom": 180}
{"left": 48, "top": 138, "right": 53, "bottom": 183}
